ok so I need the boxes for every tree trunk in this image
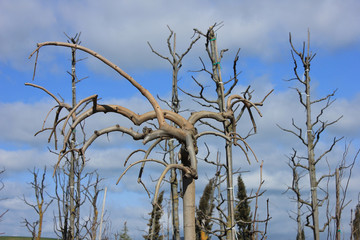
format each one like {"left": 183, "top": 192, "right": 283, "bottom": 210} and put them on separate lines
{"left": 69, "top": 40, "right": 79, "bottom": 240}
{"left": 303, "top": 37, "right": 320, "bottom": 239}
{"left": 180, "top": 140, "right": 196, "bottom": 240}
{"left": 209, "top": 29, "right": 235, "bottom": 240}
{"left": 36, "top": 207, "right": 43, "bottom": 240}
{"left": 295, "top": 171, "right": 303, "bottom": 240}
{"left": 169, "top": 139, "right": 180, "bottom": 240}
{"left": 335, "top": 168, "right": 341, "bottom": 240}
{"left": 183, "top": 175, "right": 195, "bottom": 240}
{"left": 305, "top": 59, "right": 320, "bottom": 240}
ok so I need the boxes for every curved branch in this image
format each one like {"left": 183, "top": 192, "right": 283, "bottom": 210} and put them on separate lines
{"left": 231, "top": 132, "right": 259, "bottom": 164}
{"left": 53, "top": 148, "right": 82, "bottom": 176}
{"left": 195, "top": 131, "right": 231, "bottom": 141}
{"left": 61, "top": 94, "right": 98, "bottom": 134}
{"left": 61, "top": 105, "right": 192, "bottom": 154}
{"left": 81, "top": 125, "right": 146, "bottom": 154}
{"left": 124, "top": 149, "right": 146, "bottom": 166}
{"left": 188, "top": 110, "right": 231, "bottom": 125}
{"left": 227, "top": 95, "right": 262, "bottom": 116}
{"left": 25, "top": 83, "right": 71, "bottom": 110}
{"left": 29, "top": 41, "right": 166, "bottom": 128}
{"left": 137, "top": 139, "right": 164, "bottom": 182}
{"left": 116, "top": 159, "right": 167, "bottom": 184}
{"left": 152, "top": 163, "right": 191, "bottom": 204}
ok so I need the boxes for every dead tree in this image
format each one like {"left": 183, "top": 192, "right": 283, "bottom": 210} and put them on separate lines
{"left": 184, "top": 23, "right": 272, "bottom": 240}
{"left": 28, "top": 33, "right": 108, "bottom": 240}
{"left": 22, "top": 167, "right": 53, "bottom": 240}
{"left": 83, "top": 171, "right": 104, "bottom": 240}
{"left": 279, "top": 30, "right": 343, "bottom": 240}
{"left": 148, "top": 26, "right": 200, "bottom": 240}
{"left": 283, "top": 149, "right": 306, "bottom": 240}
{"left": 27, "top": 27, "right": 269, "bottom": 239}
{"left": 333, "top": 144, "right": 358, "bottom": 239}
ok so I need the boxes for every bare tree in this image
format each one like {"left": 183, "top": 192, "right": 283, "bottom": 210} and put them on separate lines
{"left": 148, "top": 26, "right": 200, "bottom": 240}
{"left": 279, "top": 30, "right": 343, "bottom": 240}
{"left": 333, "top": 144, "right": 358, "bottom": 239}
{"left": 83, "top": 171, "right": 104, "bottom": 240}
{"left": 26, "top": 25, "right": 270, "bottom": 239}
{"left": 283, "top": 149, "right": 306, "bottom": 240}
{"left": 185, "top": 23, "right": 272, "bottom": 240}
{"left": 22, "top": 167, "right": 53, "bottom": 240}
{"left": 28, "top": 33, "right": 110, "bottom": 240}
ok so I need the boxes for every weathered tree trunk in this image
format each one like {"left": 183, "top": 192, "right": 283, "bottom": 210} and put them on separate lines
{"left": 180, "top": 139, "right": 196, "bottom": 240}
{"left": 294, "top": 171, "right": 303, "bottom": 240}
{"left": 169, "top": 33, "right": 181, "bottom": 240}
{"left": 284, "top": 30, "right": 342, "bottom": 240}
{"left": 304, "top": 38, "right": 320, "bottom": 240}
{"left": 335, "top": 168, "right": 341, "bottom": 240}
{"left": 169, "top": 139, "right": 180, "bottom": 240}
{"left": 208, "top": 29, "right": 235, "bottom": 240}
{"left": 183, "top": 175, "right": 195, "bottom": 240}
{"left": 69, "top": 37, "right": 78, "bottom": 240}
{"left": 147, "top": 29, "right": 199, "bottom": 240}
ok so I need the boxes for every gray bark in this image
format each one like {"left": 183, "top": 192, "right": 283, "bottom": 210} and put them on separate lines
{"left": 304, "top": 54, "right": 320, "bottom": 240}
{"left": 208, "top": 29, "right": 235, "bottom": 240}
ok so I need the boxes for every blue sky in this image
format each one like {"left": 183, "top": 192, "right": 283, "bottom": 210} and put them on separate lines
{"left": 1, "top": 0, "right": 360, "bottom": 239}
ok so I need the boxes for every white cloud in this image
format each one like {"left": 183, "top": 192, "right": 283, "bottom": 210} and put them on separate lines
{"left": 0, "top": 101, "right": 56, "bottom": 147}
{"left": 0, "top": 149, "right": 54, "bottom": 170}
{"left": 1, "top": 0, "right": 360, "bottom": 72}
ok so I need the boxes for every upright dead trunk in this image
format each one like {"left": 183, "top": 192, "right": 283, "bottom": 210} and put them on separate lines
{"left": 147, "top": 28, "right": 199, "bottom": 240}
{"left": 169, "top": 32, "right": 181, "bottom": 240}
{"left": 294, "top": 171, "right": 303, "bottom": 240}
{"left": 169, "top": 139, "right": 180, "bottom": 240}
{"left": 283, "top": 30, "right": 343, "bottom": 240}
{"left": 36, "top": 209, "right": 43, "bottom": 240}
{"left": 303, "top": 33, "right": 320, "bottom": 240}
{"left": 335, "top": 168, "right": 341, "bottom": 240}
{"left": 208, "top": 29, "right": 235, "bottom": 240}
{"left": 69, "top": 36, "right": 78, "bottom": 240}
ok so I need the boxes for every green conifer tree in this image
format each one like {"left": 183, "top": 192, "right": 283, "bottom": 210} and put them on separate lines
{"left": 235, "top": 174, "right": 252, "bottom": 240}
{"left": 144, "top": 191, "right": 164, "bottom": 240}
{"left": 119, "top": 221, "right": 132, "bottom": 240}
{"left": 353, "top": 203, "right": 360, "bottom": 240}
{"left": 196, "top": 179, "right": 215, "bottom": 239}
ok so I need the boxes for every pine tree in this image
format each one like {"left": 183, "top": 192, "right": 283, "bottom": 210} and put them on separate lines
{"left": 353, "top": 203, "right": 360, "bottom": 240}
{"left": 235, "top": 174, "right": 252, "bottom": 240}
{"left": 196, "top": 179, "right": 215, "bottom": 240}
{"left": 144, "top": 191, "right": 164, "bottom": 240}
{"left": 119, "top": 221, "right": 132, "bottom": 240}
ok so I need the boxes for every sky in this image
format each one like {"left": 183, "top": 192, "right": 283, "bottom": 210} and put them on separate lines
{"left": 1, "top": 0, "right": 360, "bottom": 239}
